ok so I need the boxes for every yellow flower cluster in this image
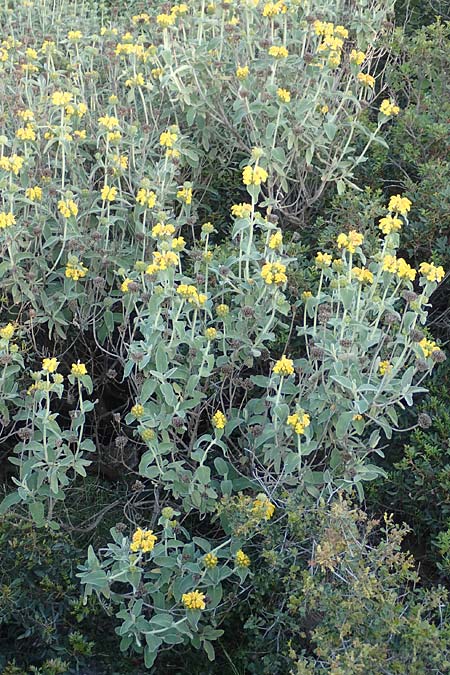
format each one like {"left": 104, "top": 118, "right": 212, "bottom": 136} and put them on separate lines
{"left": 0, "top": 212, "right": 16, "bottom": 229}
{"left": 357, "top": 72, "right": 375, "bottom": 88}
{"left": 242, "top": 165, "right": 268, "bottom": 186}
{"left": 145, "top": 251, "right": 179, "bottom": 274}
{"left": 350, "top": 49, "right": 365, "bottom": 65}
{"left": 236, "top": 65, "right": 249, "bottom": 79}
{"left": 268, "top": 45, "right": 288, "bottom": 58}
{"left": 380, "top": 99, "right": 400, "bottom": 116}
{"left": 337, "top": 230, "right": 364, "bottom": 254}
{"left": 42, "top": 357, "right": 59, "bottom": 373}
{"left": 379, "top": 214, "right": 403, "bottom": 235}
{"left": 26, "top": 186, "right": 42, "bottom": 202}
{"left": 261, "top": 261, "right": 287, "bottom": 285}
{"left": 262, "top": 1, "right": 286, "bottom": 17}
{"left": 251, "top": 494, "right": 275, "bottom": 520}
{"left": 182, "top": 590, "right": 206, "bottom": 610}
{"left": 352, "top": 267, "right": 374, "bottom": 284}
{"left": 235, "top": 550, "right": 250, "bottom": 567}
{"left": 287, "top": 411, "right": 311, "bottom": 435}
{"left": 65, "top": 259, "right": 88, "bottom": 281}
{"left": 172, "top": 236, "right": 186, "bottom": 251}
{"left": 177, "top": 284, "right": 207, "bottom": 306}
{"left": 231, "top": 203, "right": 252, "bottom": 218}
{"left": 216, "top": 303, "right": 229, "bottom": 317}
{"left": 71, "top": 362, "right": 87, "bottom": 377}
{"left": 177, "top": 186, "right": 192, "bottom": 204}
{"left": 101, "top": 185, "right": 117, "bottom": 201}
{"left": 388, "top": 194, "right": 412, "bottom": 216}
{"left": 203, "top": 552, "right": 218, "bottom": 568}
{"left": 276, "top": 88, "right": 291, "bottom": 103}
{"left": 136, "top": 188, "right": 157, "bottom": 208}
{"left": 419, "top": 338, "right": 440, "bottom": 358}
{"left": 16, "top": 124, "right": 36, "bottom": 141}
{"left": 269, "top": 231, "right": 283, "bottom": 249}
{"left": 315, "top": 251, "right": 332, "bottom": 268}
{"left": 273, "top": 355, "right": 294, "bottom": 376}
{"left": 98, "top": 115, "right": 119, "bottom": 130}
{"left": 125, "top": 73, "right": 145, "bottom": 88}
{"left": 0, "top": 154, "right": 24, "bottom": 175}
{"left": 130, "top": 527, "right": 157, "bottom": 553}
{"left": 58, "top": 199, "right": 78, "bottom": 218}
{"left": 152, "top": 222, "right": 176, "bottom": 238}
{"left": 212, "top": 410, "right": 227, "bottom": 429}
{"left": 121, "top": 278, "right": 134, "bottom": 292}
{"left": 314, "top": 21, "right": 347, "bottom": 67}
{"left": 51, "top": 90, "right": 73, "bottom": 106}
{"left": 131, "top": 403, "right": 144, "bottom": 418}
{"left": 419, "top": 262, "right": 445, "bottom": 283}
{"left": 160, "top": 130, "right": 178, "bottom": 147}
{"left": 205, "top": 327, "right": 217, "bottom": 340}
{"left": 381, "top": 255, "right": 416, "bottom": 280}
{"left": 0, "top": 323, "right": 15, "bottom": 340}
{"left": 379, "top": 360, "right": 392, "bottom": 376}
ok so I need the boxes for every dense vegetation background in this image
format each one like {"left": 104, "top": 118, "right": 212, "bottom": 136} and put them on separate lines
{"left": 1, "top": 0, "right": 450, "bottom": 673}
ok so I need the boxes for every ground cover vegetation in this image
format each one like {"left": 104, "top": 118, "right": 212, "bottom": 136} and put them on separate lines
{"left": 0, "top": 0, "right": 449, "bottom": 673}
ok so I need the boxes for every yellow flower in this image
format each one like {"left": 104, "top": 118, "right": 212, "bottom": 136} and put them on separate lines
{"left": 121, "top": 277, "right": 134, "bottom": 292}
{"left": 212, "top": 410, "right": 227, "bottom": 429}
{"left": 268, "top": 231, "right": 283, "bottom": 249}
{"left": 396, "top": 258, "right": 416, "bottom": 281}
{"left": 261, "top": 261, "right": 287, "bottom": 285}
{"left": 203, "top": 552, "right": 218, "bottom": 568}
{"left": 231, "top": 203, "right": 252, "bottom": 218}
{"left": 98, "top": 115, "right": 120, "bottom": 130}
{"left": 125, "top": 73, "right": 145, "bottom": 88}
{"left": 101, "top": 185, "right": 117, "bottom": 202}
{"left": 216, "top": 303, "right": 229, "bottom": 317}
{"left": 65, "top": 259, "right": 88, "bottom": 281}
{"left": 202, "top": 222, "right": 215, "bottom": 234}
{"left": 172, "top": 236, "right": 186, "bottom": 251}
{"left": 351, "top": 267, "right": 374, "bottom": 284}
{"left": 0, "top": 154, "right": 24, "bottom": 175}
{"left": 357, "top": 72, "right": 375, "bottom": 88}
{"left": 177, "top": 186, "right": 192, "bottom": 204}
{"left": 131, "top": 403, "right": 145, "bottom": 419}
{"left": 182, "top": 590, "right": 206, "bottom": 610}
{"left": 152, "top": 222, "right": 176, "bottom": 238}
{"left": 160, "top": 130, "right": 178, "bottom": 147}
{"left": 236, "top": 65, "right": 249, "bottom": 79}
{"left": 16, "top": 124, "right": 36, "bottom": 141}
{"left": 71, "top": 362, "right": 87, "bottom": 377}
{"left": 382, "top": 255, "right": 398, "bottom": 274}
{"left": 136, "top": 188, "right": 157, "bottom": 209}
{"left": 151, "top": 67, "right": 164, "bottom": 79}
{"left": 68, "top": 30, "right": 83, "bottom": 41}
{"left": 242, "top": 165, "right": 268, "bottom": 186}
{"left": 235, "top": 550, "right": 251, "bottom": 567}
{"left": 152, "top": 251, "right": 179, "bottom": 271}
{"left": 379, "top": 360, "right": 392, "bottom": 376}
{"left": 268, "top": 45, "right": 288, "bottom": 58}
{"left": 350, "top": 49, "right": 365, "bottom": 65}
{"left": 263, "top": 1, "right": 287, "bottom": 17}
{"left": 0, "top": 323, "right": 15, "bottom": 340}
{"left": 157, "top": 12, "right": 176, "bottom": 27}
{"left": 336, "top": 230, "right": 364, "bottom": 254}
{"left": 58, "top": 199, "right": 78, "bottom": 218}
{"left": 273, "top": 355, "right": 294, "bottom": 376}
{"left": 205, "top": 327, "right": 217, "bottom": 340}
{"left": 320, "top": 104, "right": 329, "bottom": 114}
{"left": 276, "top": 88, "right": 291, "bottom": 103}
{"left": 302, "top": 291, "right": 313, "bottom": 300}
{"left": 378, "top": 215, "right": 402, "bottom": 235}
{"left": 141, "top": 428, "right": 156, "bottom": 442}
{"left": 176, "top": 284, "right": 206, "bottom": 305}
{"left": 0, "top": 212, "right": 16, "bottom": 229}
{"left": 380, "top": 99, "right": 400, "bottom": 116}
{"left": 252, "top": 494, "right": 275, "bottom": 520}
{"left": 130, "top": 527, "right": 157, "bottom": 553}
{"left": 26, "top": 186, "right": 42, "bottom": 202}
{"left": 315, "top": 251, "right": 332, "bottom": 267}
{"left": 51, "top": 91, "right": 73, "bottom": 106}
{"left": 42, "top": 357, "right": 59, "bottom": 373}
{"left": 287, "top": 411, "right": 311, "bottom": 435}
{"left": 388, "top": 194, "right": 412, "bottom": 216}
{"left": 419, "top": 338, "right": 440, "bottom": 358}
{"left": 419, "top": 262, "right": 445, "bottom": 283}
